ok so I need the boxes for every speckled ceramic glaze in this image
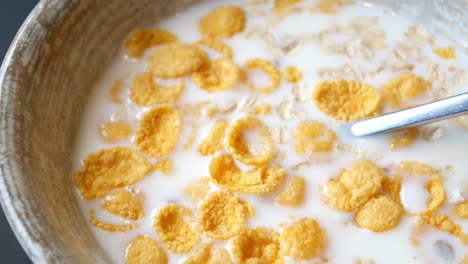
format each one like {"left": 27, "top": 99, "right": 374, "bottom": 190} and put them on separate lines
{"left": 0, "top": 0, "right": 467, "bottom": 263}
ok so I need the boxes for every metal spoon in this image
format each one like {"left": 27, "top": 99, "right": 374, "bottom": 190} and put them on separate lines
{"left": 350, "top": 92, "right": 468, "bottom": 136}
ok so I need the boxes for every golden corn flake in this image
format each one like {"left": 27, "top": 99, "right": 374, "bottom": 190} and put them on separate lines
{"left": 154, "top": 204, "right": 200, "bottom": 253}
{"left": 232, "top": 228, "right": 283, "bottom": 264}
{"left": 312, "top": 0, "right": 354, "bottom": 14}
{"left": 243, "top": 58, "right": 281, "bottom": 94}
{"left": 199, "top": 120, "right": 229, "bottom": 156}
{"left": 423, "top": 215, "right": 468, "bottom": 243}
{"left": 148, "top": 43, "right": 208, "bottom": 79}
{"left": 283, "top": 66, "right": 303, "bottom": 83}
{"left": 109, "top": 80, "right": 124, "bottom": 104}
{"left": 199, "top": 6, "right": 246, "bottom": 38}
{"left": 184, "top": 243, "right": 212, "bottom": 264}
{"left": 313, "top": 80, "right": 382, "bottom": 121}
{"left": 250, "top": 103, "right": 272, "bottom": 115}
{"left": 324, "top": 160, "right": 383, "bottom": 211}
{"left": 89, "top": 210, "right": 135, "bottom": 232}
{"left": 130, "top": 72, "right": 184, "bottom": 106}
{"left": 154, "top": 159, "right": 173, "bottom": 175}
{"left": 99, "top": 122, "right": 133, "bottom": 143}
{"left": 397, "top": 161, "right": 445, "bottom": 216}
{"left": 103, "top": 189, "right": 144, "bottom": 220}
{"left": 209, "top": 154, "right": 285, "bottom": 194}
{"left": 198, "top": 191, "right": 252, "bottom": 240}
{"left": 455, "top": 201, "right": 468, "bottom": 219}
{"left": 382, "top": 176, "right": 402, "bottom": 205}
{"left": 275, "top": 0, "right": 303, "bottom": 11}
{"left": 197, "top": 38, "right": 233, "bottom": 59}
{"left": 125, "top": 28, "right": 178, "bottom": 58}
{"left": 276, "top": 176, "right": 306, "bottom": 206}
{"left": 135, "top": 106, "right": 182, "bottom": 159}
{"left": 75, "top": 147, "right": 152, "bottom": 199}
{"left": 227, "top": 116, "right": 274, "bottom": 166}
{"left": 280, "top": 218, "right": 327, "bottom": 260}
{"left": 209, "top": 249, "right": 233, "bottom": 264}
{"left": 192, "top": 59, "right": 240, "bottom": 92}
{"left": 434, "top": 47, "right": 456, "bottom": 60}
{"left": 389, "top": 128, "right": 419, "bottom": 150}
{"left": 294, "top": 121, "right": 337, "bottom": 154}
{"left": 354, "top": 195, "right": 403, "bottom": 232}
{"left": 126, "top": 235, "right": 168, "bottom": 264}
{"left": 184, "top": 177, "right": 211, "bottom": 202}
{"left": 382, "top": 74, "right": 432, "bottom": 109}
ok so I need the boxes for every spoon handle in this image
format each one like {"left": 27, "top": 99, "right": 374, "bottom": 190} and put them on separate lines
{"left": 351, "top": 92, "right": 468, "bottom": 136}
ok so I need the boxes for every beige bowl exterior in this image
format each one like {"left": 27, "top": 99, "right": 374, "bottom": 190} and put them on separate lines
{"left": 0, "top": 0, "right": 467, "bottom": 263}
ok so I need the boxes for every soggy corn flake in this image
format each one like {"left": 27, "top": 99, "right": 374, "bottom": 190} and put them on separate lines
{"left": 312, "top": 80, "right": 382, "bottom": 121}
{"left": 455, "top": 202, "right": 468, "bottom": 219}
{"left": 126, "top": 235, "right": 168, "bottom": 264}
{"left": 397, "top": 161, "right": 445, "bottom": 216}
{"left": 192, "top": 59, "right": 240, "bottom": 92}
{"left": 199, "top": 120, "right": 229, "bottom": 156}
{"left": 154, "top": 159, "right": 173, "bottom": 175}
{"left": 103, "top": 189, "right": 144, "bottom": 220}
{"left": 199, "top": 6, "right": 246, "bottom": 38}
{"left": 154, "top": 204, "right": 200, "bottom": 253}
{"left": 75, "top": 147, "right": 152, "bottom": 199}
{"left": 324, "top": 160, "right": 384, "bottom": 211}
{"left": 109, "top": 80, "right": 124, "bottom": 104}
{"left": 227, "top": 116, "right": 274, "bottom": 166}
{"left": 280, "top": 218, "right": 327, "bottom": 260}
{"left": 276, "top": 176, "right": 306, "bottom": 206}
{"left": 354, "top": 196, "right": 403, "bottom": 232}
{"left": 149, "top": 43, "right": 208, "bottom": 79}
{"left": 283, "top": 66, "right": 303, "bottom": 83}
{"left": 99, "top": 122, "right": 133, "bottom": 143}
{"left": 184, "top": 177, "right": 211, "bottom": 202}
{"left": 434, "top": 47, "right": 456, "bottom": 60}
{"left": 243, "top": 58, "right": 281, "bottom": 94}
{"left": 250, "top": 103, "right": 272, "bottom": 115}
{"left": 89, "top": 210, "right": 135, "bottom": 232}
{"left": 135, "top": 106, "right": 182, "bottom": 159}
{"left": 197, "top": 38, "right": 233, "bottom": 59}
{"left": 423, "top": 215, "right": 468, "bottom": 243}
{"left": 130, "top": 72, "right": 184, "bottom": 106}
{"left": 125, "top": 28, "right": 178, "bottom": 58}
{"left": 209, "top": 154, "right": 285, "bottom": 194}
{"left": 232, "top": 228, "right": 283, "bottom": 264}
{"left": 294, "top": 121, "right": 337, "bottom": 154}
{"left": 390, "top": 128, "right": 420, "bottom": 150}
{"left": 382, "top": 74, "right": 432, "bottom": 109}
{"left": 198, "top": 191, "right": 252, "bottom": 240}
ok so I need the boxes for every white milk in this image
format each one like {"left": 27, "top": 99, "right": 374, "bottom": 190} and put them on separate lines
{"left": 73, "top": 0, "right": 468, "bottom": 263}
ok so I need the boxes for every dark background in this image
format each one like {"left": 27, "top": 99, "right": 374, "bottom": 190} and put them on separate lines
{"left": 1, "top": 0, "right": 38, "bottom": 263}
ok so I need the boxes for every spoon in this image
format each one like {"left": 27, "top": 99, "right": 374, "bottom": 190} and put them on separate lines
{"left": 350, "top": 92, "right": 468, "bottom": 136}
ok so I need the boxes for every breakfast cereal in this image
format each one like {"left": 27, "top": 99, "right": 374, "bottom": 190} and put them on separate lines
{"left": 126, "top": 236, "right": 168, "bottom": 264}
{"left": 130, "top": 72, "right": 185, "bottom": 106}
{"left": 192, "top": 59, "right": 240, "bottom": 92}
{"left": 103, "top": 189, "right": 144, "bottom": 220}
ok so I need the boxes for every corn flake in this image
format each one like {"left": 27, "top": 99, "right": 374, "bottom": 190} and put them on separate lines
{"left": 149, "top": 43, "right": 208, "bottom": 79}
{"left": 294, "top": 121, "right": 337, "bottom": 154}
{"left": 227, "top": 116, "right": 274, "bottom": 166}
{"left": 199, "top": 6, "right": 246, "bottom": 38}
{"left": 276, "top": 176, "right": 306, "bottom": 206}
{"left": 243, "top": 58, "right": 281, "bottom": 94}
{"left": 192, "top": 59, "right": 240, "bottom": 92}
{"left": 389, "top": 128, "right": 419, "bottom": 150}
{"left": 280, "top": 218, "right": 327, "bottom": 260}
{"left": 184, "top": 243, "right": 212, "bottom": 264}
{"left": 382, "top": 176, "right": 402, "bottom": 205}
{"left": 455, "top": 201, "right": 468, "bottom": 219}
{"left": 283, "top": 66, "right": 303, "bottom": 83}
{"left": 312, "top": 80, "right": 382, "bottom": 121}
{"left": 125, "top": 28, "right": 178, "bottom": 58}
{"left": 198, "top": 191, "right": 252, "bottom": 240}
{"left": 130, "top": 72, "right": 184, "bottom": 106}
{"left": 135, "top": 106, "right": 182, "bottom": 159}
{"left": 99, "top": 122, "right": 133, "bottom": 143}
{"left": 103, "top": 189, "right": 144, "bottom": 220}
{"left": 382, "top": 74, "right": 432, "bottom": 109}
{"left": 197, "top": 38, "right": 233, "bottom": 59}
{"left": 209, "top": 154, "right": 285, "bottom": 194}
{"left": 434, "top": 47, "right": 456, "bottom": 60}
{"left": 312, "top": 0, "right": 354, "bottom": 14}
{"left": 154, "top": 204, "right": 200, "bottom": 253}
{"left": 423, "top": 215, "right": 468, "bottom": 243}
{"left": 232, "top": 228, "right": 283, "bottom": 264}
{"left": 275, "top": 0, "right": 303, "bottom": 11}
{"left": 75, "top": 147, "right": 152, "bottom": 199}
{"left": 154, "top": 159, "right": 173, "bottom": 175}
{"left": 250, "top": 103, "right": 272, "bottom": 115}
{"left": 184, "top": 177, "right": 211, "bottom": 202}
{"left": 126, "top": 235, "right": 168, "bottom": 264}
{"left": 209, "top": 249, "right": 233, "bottom": 264}
{"left": 109, "top": 80, "right": 124, "bottom": 104}
{"left": 324, "top": 160, "right": 383, "bottom": 211}
{"left": 354, "top": 195, "right": 403, "bottom": 232}
{"left": 89, "top": 210, "right": 135, "bottom": 232}
{"left": 199, "top": 120, "right": 229, "bottom": 156}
